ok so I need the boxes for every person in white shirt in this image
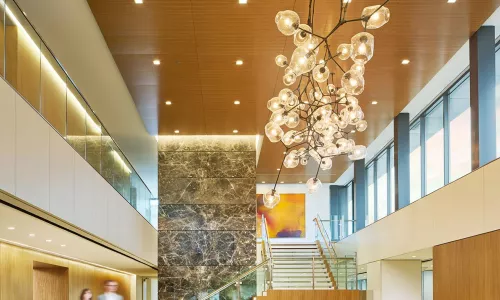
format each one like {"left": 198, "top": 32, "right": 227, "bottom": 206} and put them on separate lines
{"left": 97, "top": 280, "right": 123, "bottom": 300}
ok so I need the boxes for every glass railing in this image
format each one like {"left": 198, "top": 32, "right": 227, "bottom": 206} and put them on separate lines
{"left": 0, "top": 0, "right": 155, "bottom": 226}
{"left": 320, "top": 217, "right": 357, "bottom": 241}
{"left": 199, "top": 260, "right": 272, "bottom": 300}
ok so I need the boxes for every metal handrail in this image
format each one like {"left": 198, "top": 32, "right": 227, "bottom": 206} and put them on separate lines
{"left": 199, "top": 259, "right": 270, "bottom": 300}
{"left": 313, "top": 215, "right": 338, "bottom": 258}
{"left": 263, "top": 215, "right": 273, "bottom": 260}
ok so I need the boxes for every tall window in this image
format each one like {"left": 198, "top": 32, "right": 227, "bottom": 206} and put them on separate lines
{"left": 389, "top": 146, "right": 395, "bottom": 213}
{"left": 410, "top": 122, "right": 422, "bottom": 202}
{"left": 376, "top": 152, "right": 388, "bottom": 219}
{"left": 425, "top": 101, "right": 445, "bottom": 194}
{"left": 449, "top": 77, "right": 471, "bottom": 182}
{"left": 367, "top": 164, "right": 375, "bottom": 225}
{"left": 347, "top": 182, "right": 353, "bottom": 235}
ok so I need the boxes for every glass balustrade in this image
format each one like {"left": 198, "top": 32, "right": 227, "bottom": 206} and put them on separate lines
{"left": 0, "top": 0, "right": 155, "bottom": 226}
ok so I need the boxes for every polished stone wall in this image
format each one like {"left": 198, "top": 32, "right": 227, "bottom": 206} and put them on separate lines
{"left": 158, "top": 136, "right": 256, "bottom": 300}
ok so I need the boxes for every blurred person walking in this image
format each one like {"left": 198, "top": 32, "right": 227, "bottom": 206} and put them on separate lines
{"left": 80, "top": 288, "right": 93, "bottom": 300}
{"left": 98, "top": 280, "right": 123, "bottom": 300}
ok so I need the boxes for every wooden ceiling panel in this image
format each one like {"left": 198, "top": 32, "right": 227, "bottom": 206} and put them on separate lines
{"left": 88, "top": 0, "right": 500, "bottom": 183}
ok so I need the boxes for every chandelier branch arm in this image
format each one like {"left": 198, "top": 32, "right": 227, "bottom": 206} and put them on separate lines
{"left": 273, "top": 154, "right": 287, "bottom": 190}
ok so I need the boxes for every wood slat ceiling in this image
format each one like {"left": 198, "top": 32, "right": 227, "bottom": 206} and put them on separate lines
{"left": 88, "top": 0, "right": 500, "bottom": 183}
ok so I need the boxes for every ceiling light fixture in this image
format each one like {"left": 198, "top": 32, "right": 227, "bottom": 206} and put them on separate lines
{"left": 46, "top": 239, "right": 52, "bottom": 243}
{"left": 236, "top": 60, "right": 244, "bottom": 65}
{"left": 280, "top": 181, "right": 284, "bottom": 183}
{"left": 263, "top": 0, "right": 391, "bottom": 208}
{"left": 401, "top": 59, "right": 410, "bottom": 65}
{"left": 299, "top": 181, "right": 303, "bottom": 183}
{"left": 153, "top": 59, "right": 161, "bottom": 65}
{"left": 447, "top": 0, "right": 456, "bottom": 3}
{"left": 7, "top": 227, "right": 15, "bottom": 230}
{"left": 412, "top": 255, "right": 417, "bottom": 258}
{"left": 61, "top": 244, "right": 66, "bottom": 247}
{"left": 165, "top": 101, "right": 172, "bottom": 105}
{"left": 371, "top": 100, "right": 378, "bottom": 105}
{"left": 29, "top": 233, "right": 35, "bottom": 237}
{"left": 239, "top": 0, "right": 248, "bottom": 3}
{"left": 233, "top": 129, "right": 239, "bottom": 133}
{"left": 134, "top": 0, "right": 143, "bottom": 3}
{"left": 234, "top": 100, "right": 241, "bottom": 105}
{"left": 174, "top": 130, "right": 180, "bottom": 134}
{"left": 262, "top": 181, "right": 266, "bottom": 183}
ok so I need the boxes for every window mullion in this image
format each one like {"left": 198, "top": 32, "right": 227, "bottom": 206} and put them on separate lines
{"left": 420, "top": 115, "right": 426, "bottom": 197}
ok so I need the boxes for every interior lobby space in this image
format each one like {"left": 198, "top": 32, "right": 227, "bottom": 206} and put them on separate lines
{"left": 1, "top": 0, "right": 500, "bottom": 299}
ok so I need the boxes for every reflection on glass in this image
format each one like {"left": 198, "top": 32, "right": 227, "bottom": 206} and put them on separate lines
{"left": 389, "top": 145, "right": 395, "bottom": 213}
{"left": 347, "top": 182, "right": 353, "bottom": 235}
{"left": 367, "top": 164, "right": 375, "bottom": 225}
{"left": 86, "top": 106, "right": 102, "bottom": 173}
{"left": 449, "top": 77, "right": 471, "bottom": 182}
{"left": 496, "top": 49, "right": 500, "bottom": 157}
{"left": 425, "top": 101, "right": 445, "bottom": 194}
{"left": 410, "top": 123, "right": 421, "bottom": 202}
{"left": 66, "top": 79, "right": 86, "bottom": 158}
{"left": 5, "top": 0, "right": 41, "bottom": 110}
{"left": 101, "top": 128, "right": 115, "bottom": 186}
{"left": 41, "top": 43, "right": 67, "bottom": 136}
{"left": 376, "top": 152, "right": 388, "bottom": 219}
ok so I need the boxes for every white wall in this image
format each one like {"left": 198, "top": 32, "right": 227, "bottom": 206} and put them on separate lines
{"left": 257, "top": 183, "right": 330, "bottom": 243}
{"left": 0, "top": 78, "right": 157, "bottom": 266}
{"left": 337, "top": 156, "right": 500, "bottom": 266}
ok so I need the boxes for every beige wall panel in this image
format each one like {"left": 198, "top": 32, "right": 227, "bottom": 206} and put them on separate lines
{"left": 69, "top": 261, "right": 95, "bottom": 300}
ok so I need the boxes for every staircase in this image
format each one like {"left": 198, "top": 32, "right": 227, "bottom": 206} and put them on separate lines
{"left": 270, "top": 243, "right": 334, "bottom": 290}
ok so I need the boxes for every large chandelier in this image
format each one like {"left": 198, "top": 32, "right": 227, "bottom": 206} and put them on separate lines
{"left": 264, "top": 0, "right": 391, "bottom": 208}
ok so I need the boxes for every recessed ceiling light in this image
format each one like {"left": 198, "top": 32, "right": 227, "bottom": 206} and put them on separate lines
{"left": 134, "top": 0, "right": 143, "bottom": 3}
{"left": 233, "top": 129, "right": 239, "bottom": 134}
{"left": 153, "top": 59, "right": 161, "bottom": 65}
{"left": 234, "top": 100, "right": 241, "bottom": 105}
{"left": 401, "top": 59, "right": 410, "bottom": 65}
{"left": 239, "top": 0, "right": 247, "bottom": 3}
{"left": 277, "top": 168, "right": 280, "bottom": 171}
{"left": 61, "top": 244, "right": 66, "bottom": 247}
{"left": 371, "top": 100, "right": 378, "bottom": 105}
{"left": 280, "top": 181, "right": 284, "bottom": 184}
{"left": 174, "top": 130, "right": 180, "bottom": 134}
{"left": 165, "top": 101, "right": 172, "bottom": 105}
{"left": 283, "top": 152, "right": 287, "bottom": 154}
{"left": 447, "top": 0, "right": 456, "bottom": 2}
{"left": 29, "top": 233, "right": 35, "bottom": 237}
{"left": 7, "top": 226, "right": 15, "bottom": 230}
{"left": 262, "top": 181, "right": 265, "bottom": 183}
{"left": 46, "top": 239, "right": 52, "bottom": 243}
{"left": 343, "top": 0, "right": 352, "bottom": 3}
{"left": 236, "top": 60, "right": 244, "bottom": 65}
{"left": 412, "top": 255, "right": 417, "bottom": 258}
{"left": 299, "top": 181, "right": 303, "bottom": 183}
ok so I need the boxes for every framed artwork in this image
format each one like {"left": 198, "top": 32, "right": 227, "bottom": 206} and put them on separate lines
{"left": 257, "top": 193, "right": 306, "bottom": 238}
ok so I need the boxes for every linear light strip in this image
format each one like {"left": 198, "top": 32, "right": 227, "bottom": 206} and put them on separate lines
{"left": 3, "top": 2, "right": 101, "bottom": 134}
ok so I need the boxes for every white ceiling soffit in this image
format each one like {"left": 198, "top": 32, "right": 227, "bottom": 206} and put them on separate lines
{"left": 14, "top": 0, "right": 158, "bottom": 197}
{"left": 0, "top": 202, "right": 157, "bottom": 276}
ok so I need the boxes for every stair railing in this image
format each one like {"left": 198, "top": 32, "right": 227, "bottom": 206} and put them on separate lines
{"left": 313, "top": 214, "right": 338, "bottom": 259}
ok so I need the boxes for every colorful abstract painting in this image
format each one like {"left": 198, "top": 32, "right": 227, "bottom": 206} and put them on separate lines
{"left": 257, "top": 193, "right": 306, "bottom": 238}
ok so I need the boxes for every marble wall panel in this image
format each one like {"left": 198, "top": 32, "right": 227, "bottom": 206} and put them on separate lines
{"left": 158, "top": 152, "right": 256, "bottom": 178}
{"left": 158, "top": 136, "right": 255, "bottom": 152}
{"left": 158, "top": 204, "right": 256, "bottom": 231}
{"left": 158, "top": 265, "right": 243, "bottom": 300}
{"left": 159, "top": 178, "right": 256, "bottom": 205}
{"left": 158, "top": 230, "right": 256, "bottom": 266}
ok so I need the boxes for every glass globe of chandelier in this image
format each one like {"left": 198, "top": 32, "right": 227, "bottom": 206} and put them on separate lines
{"left": 264, "top": 0, "right": 391, "bottom": 208}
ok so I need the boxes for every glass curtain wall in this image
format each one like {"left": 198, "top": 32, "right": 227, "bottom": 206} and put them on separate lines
{"left": 347, "top": 182, "right": 354, "bottom": 235}
{"left": 365, "top": 143, "right": 394, "bottom": 223}
{"left": 0, "top": 1, "right": 155, "bottom": 226}
{"left": 410, "top": 122, "right": 422, "bottom": 202}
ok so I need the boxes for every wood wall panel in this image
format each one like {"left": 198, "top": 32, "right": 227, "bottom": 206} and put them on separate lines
{"left": 434, "top": 229, "right": 500, "bottom": 300}
{"left": 33, "top": 266, "right": 69, "bottom": 300}
{"left": 257, "top": 290, "right": 367, "bottom": 300}
{"left": 0, "top": 243, "right": 135, "bottom": 300}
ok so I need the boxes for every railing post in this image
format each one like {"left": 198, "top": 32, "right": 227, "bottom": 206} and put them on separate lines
{"left": 312, "top": 255, "right": 315, "bottom": 290}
